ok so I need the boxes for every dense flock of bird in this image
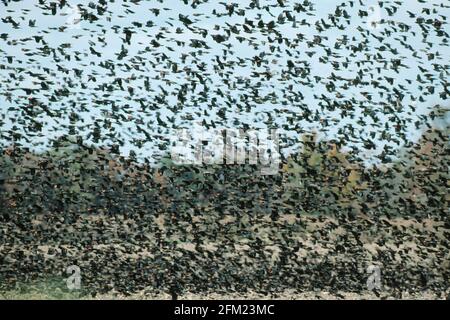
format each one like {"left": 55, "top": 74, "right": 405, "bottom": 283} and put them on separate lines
{"left": 0, "top": 0, "right": 448, "bottom": 161}
{"left": 0, "top": 0, "right": 449, "bottom": 298}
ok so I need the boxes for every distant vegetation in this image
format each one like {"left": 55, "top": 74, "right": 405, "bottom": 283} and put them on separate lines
{"left": 0, "top": 110, "right": 447, "bottom": 296}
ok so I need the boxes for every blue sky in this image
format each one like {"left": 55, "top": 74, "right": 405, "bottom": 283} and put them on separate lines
{"left": 0, "top": 0, "right": 448, "bottom": 164}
